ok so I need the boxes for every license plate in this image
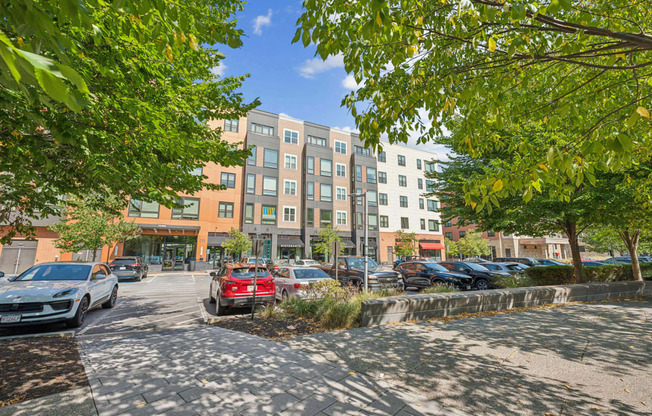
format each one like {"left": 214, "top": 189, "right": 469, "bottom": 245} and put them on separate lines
{"left": 247, "top": 285, "right": 254, "bottom": 292}
{"left": 1, "top": 315, "right": 21, "bottom": 323}
{"left": 466, "top": 285, "right": 472, "bottom": 290}
{"left": 120, "top": 266, "right": 126, "bottom": 270}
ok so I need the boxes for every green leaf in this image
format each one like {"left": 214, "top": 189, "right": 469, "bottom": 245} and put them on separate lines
{"left": 547, "top": 0, "right": 561, "bottom": 14}
{"left": 511, "top": 4, "right": 526, "bottom": 20}
{"left": 492, "top": 178, "right": 503, "bottom": 192}
{"left": 559, "top": 0, "right": 572, "bottom": 11}
{"left": 58, "top": 64, "right": 89, "bottom": 94}
{"left": 34, "top": 67, "right": 80, "bottom": 111}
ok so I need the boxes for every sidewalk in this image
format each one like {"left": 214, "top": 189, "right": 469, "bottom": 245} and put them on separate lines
{"left": 76, "top": 326, "right": 462, "bottom": 415}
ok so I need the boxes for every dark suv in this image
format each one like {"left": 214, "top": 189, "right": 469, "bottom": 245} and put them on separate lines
{"left": 396, "top": 262, "right": 473, "bottom": 291}
{"left": 109, "top": 256, "right": 148, "bottom": 281}
{"left": 439, "top": 261, "right": 509, "bottom": 290}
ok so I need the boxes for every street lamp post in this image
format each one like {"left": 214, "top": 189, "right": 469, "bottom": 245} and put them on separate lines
{"left": 350, "top": 191, "right": 368, "bottom": 291}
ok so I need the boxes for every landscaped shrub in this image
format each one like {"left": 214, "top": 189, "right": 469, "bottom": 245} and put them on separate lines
{"left": 523, "top": 263, "right": 646, "bottom": 285}
{"left": 493, "top": 274, "right": 536, "bottom": 289}
{"left": 640, "top": 263, "right": 652, "bottom": 278}
{"left": 421, "top": 284, "right": 458, "bottom": 294}
{"left": 524, "top": 265, "right": 575, "bottom": 285}
{"left": 583, "top": 264, "right": 633, "bottom": 282}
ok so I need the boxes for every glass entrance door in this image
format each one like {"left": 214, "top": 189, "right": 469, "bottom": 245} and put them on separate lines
{"left": 173, "top": 246, "right": 185, "bottom": 270}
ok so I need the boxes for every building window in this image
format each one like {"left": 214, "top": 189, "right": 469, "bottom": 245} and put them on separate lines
{"left": 429, "top": 220, "right": 439, "bottom": 232}
{"left": 368, "top": 214, "right": 378, "bottom": 231}
{"left": 334, "top": 141, "right": 347, "bottom": 154}
{"left": 398, "top": 175, "right": 407, "bottom": 187}
{"left": 284, "top": 154, "right": 297, "bottom": 170}
{"left": 306, "top": 208, "right": 314, "bottom": 227}
{"left": 320, "top": 210, "right": 332, "bottom": 227}
{"left": 218, "top": 202, "right": 234, "bottom": 218}
{"left": 418, "top": 178, "right": 423, "bottom": 189}
{"left": 306, "top": 156, "right": 314, "bottom": 174}
{"left": 252, "top": 123, "right": 274, "bottom": 136}
{"left": 378, "top": 171, "right": 387, "bottom": 184}
{"left": 128, "top": 199, "right": 159, "bottom": 218}
{"left": 444, "top": 220, "right": 452, "bottom": 227}
{"left": 284, "top": 129, "right": 299, "bottom": 144}
{"left": 419, "top": 198, "right": 424, "bottom": 210}
{"left": 400, "top": 196, "right": 408, "bottom": 208}
{"left": 398, "top": 155, "right": 406, "bottom": 166}
{"left": 368, "top": 190, "right": 377, "bottom": 206}
{"left": 426, "top": 180, "right": 436, "bottom": 191}
{"left": 367, "top": 167, "right": 377, "bottom": 184}
{"left": 191, "top": 167, "right": 203, "bottom": 176}
{"left": 459, "top": 231, "right": 466, "bottom": 239}
{"left": 320, "top": 159, "right": 332, "bottom": 177}
{"left": 417, "top": 159, "right": 422, "bottom": 170}
{"left": 336, "top": 211, "right": 347, "bottom": 226}
{"left": 401, "top": 217, "right": 409, "bottom": 229}
{"left": 262, "top": 176, "right": 277, "bottom": 196}
{"left": 487, "top": 231, "right": 496, "bottom": 237}
{"left": 425, "top": 161, "right": 435, "bottom": 172}
{"left": 356, "top": 212, "right": 363, "bottom": 230}
{"left": 308, "top": 135, "right": 327, "bottom": 147}
{"left": 354, "top": 145, "right": 371, "bottom": 156}
{"left": 246, "top": 174, "right": 255, "bottom": 194}
{"left": 356, "top": 188, "right": 363, "bottom": 205}
{"left": 261, "top": 205, "right": 276, "bottom": 225}
{"left": 247, "top": 146, "right": 256, "bottom": 166}
{"left": 379, "top": 193, "right": 388, "bottom": 205}
{"left": 224, "top": 119, "right": 239, "bottom": 132}
{"left": 171, "top": 197, "right": 200, "bottom": 220}
{"left": 380, "top": 215, "right": 389, "bottom": 228}
{"left": 445, "top": 232, "right": 453, "bottom": 240}
{"left": 263, "top": 149, "right": 278, "bottom": 168}
{"left": 420, "top": 219, "right": 426, "bottom": 230}
{"left": 355, "top": 165, "right": 363, "bottom": 182}
{"left": 320, "top": 184, "right": 332, "bottom": 202}
{"left": 307, "top": 182, "right": 314, "bottom": 200}
{"left": 427, "top": 200, "right": 438, "bottom": 212}
{"left": 244, "top": 203, "right": 254, "bottom": 224}
{"left": 283, "top": 207, "right": 296, "bottom": 222}
{"left": 336, "top": 163, "right": 346, "bottom": 177}
{"left": 284, "top": 180, "right": 297, "bottom": 196}
{"left": 378, "top": 151, "right": 386, "bottom": 162}
{"left": 336, "top": 187, "right": 347, "bottom": 201}
{"left": 220, "top": 172, "right": 235, "bottom": 188}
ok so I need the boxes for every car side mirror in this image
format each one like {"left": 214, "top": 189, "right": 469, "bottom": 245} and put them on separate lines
{"left": 93, "top": 273, "right": 106, "bottom": 280}
{"left": 0, "top": 271, "right": 4, "bottom": 278}
{"left": 209, "top": 272, "right": 217, "bottom": 277}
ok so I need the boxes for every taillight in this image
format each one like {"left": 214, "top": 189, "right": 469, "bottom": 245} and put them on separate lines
{"left": 226, "top": 280, "right": 239, "bottom": 291}
{"left": 109, "top": 264, "right": 116, "bottom": 267}
{"left": 130, "top": 263, "right": 139, "bottom": 267}
{"left": 293, "top": 283, "right": 301, "bottom": 289}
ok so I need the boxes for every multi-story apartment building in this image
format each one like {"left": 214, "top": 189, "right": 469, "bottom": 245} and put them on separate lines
{"left": 0, "top": 109, "right": 445, "bottom": 273}
{"left": 376, "top": 141, "right": 445, "bottom": 262}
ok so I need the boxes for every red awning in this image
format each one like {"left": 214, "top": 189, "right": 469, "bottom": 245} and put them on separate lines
{"left": 419, "top": 242, "right": 445, "bottom": 250}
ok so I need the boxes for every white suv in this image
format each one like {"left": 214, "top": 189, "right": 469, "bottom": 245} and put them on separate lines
{"left": 0, "top": 262, "right": 118, "bottom": 328}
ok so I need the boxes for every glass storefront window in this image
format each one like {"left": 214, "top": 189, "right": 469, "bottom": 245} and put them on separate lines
{"left": 123, "top": 235, "right": 197, "bottom": 270}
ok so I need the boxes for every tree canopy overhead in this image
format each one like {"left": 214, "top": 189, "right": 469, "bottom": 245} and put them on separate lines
{"left": 296, "top": 0, "right": 652, "bottom": 199}
{"left": 1, "top": 0, "right": 258, "bottom": 243}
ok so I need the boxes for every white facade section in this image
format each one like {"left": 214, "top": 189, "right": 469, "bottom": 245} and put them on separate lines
{"left": 376, "top": 141, "right": 443, "bottom": 236}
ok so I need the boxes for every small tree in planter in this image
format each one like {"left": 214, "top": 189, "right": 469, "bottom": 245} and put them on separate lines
{"left": 456, "top": 231, "right": 491, "bottom": 259}
{"left": 313, "top": 225, "right": 342, "bottom": 264}
{"left": 222, "top": 227, "right": 252, "bottom": 262}
{"left": 394, "top": 230, "right": 418, "bottom": 259}
{"left": 49, "top": 195, "right": 139, "bottom": 261}
{"left": 444, "top": 238, "right": 460, "bottom": 259}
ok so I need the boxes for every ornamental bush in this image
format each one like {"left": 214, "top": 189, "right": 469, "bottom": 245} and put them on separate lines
{"left": 523, "top": 263, "right": 646, "bottom": 285}
{"left": 523, "top": 266, "right": 575, "bottom": 285}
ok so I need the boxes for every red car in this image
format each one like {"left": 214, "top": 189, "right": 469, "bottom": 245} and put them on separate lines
{"left": 208, "top": 264, "right": 275, "bottom": 315}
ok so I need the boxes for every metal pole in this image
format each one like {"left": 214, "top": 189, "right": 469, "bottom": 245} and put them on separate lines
{"left": 251, "top": 234, "right": 258, "bottom": 320}
{"left": 363, "top": 192, "right": 368, "bottom": 291}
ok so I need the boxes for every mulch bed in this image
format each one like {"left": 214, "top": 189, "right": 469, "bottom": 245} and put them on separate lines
{"left": 0, "top": 337, "right": 88, "bottom": 407}
{"left": 211, "top": 316, "right": 326, "bottom": 340}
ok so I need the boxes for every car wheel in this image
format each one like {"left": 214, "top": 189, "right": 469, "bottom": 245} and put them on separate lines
{"left": 281, "top": 290, "right": 289, "bottom": 302}
{"left": 215, "top": 296, "right": 227, "bottom": 316}
{"left": 102, "top": 286, "right": 118, "bottom": 309}
{"left": 475, "top": 279, "right": 489, "bottom": 291}
{"left": 67, "top": 296, "right": 90, "bottom": 328}
{"left": 135, "top": 273, "right": 142, "bottom": 282}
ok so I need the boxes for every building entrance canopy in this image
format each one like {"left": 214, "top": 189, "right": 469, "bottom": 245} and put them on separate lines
{"left": 277, "top": 237, "right": 303, "bottom": 248}
{"left": 419, "top": 242, "right": 445, "bottom": 250}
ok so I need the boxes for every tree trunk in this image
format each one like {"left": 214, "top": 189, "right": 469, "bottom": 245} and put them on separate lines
{"left": 618, "top": 229, "right": 642, "bottom": 281}
{"left": 561, "top": 220, "right": 584, "bottom": 283}
{"left": 92, "top": 248, "right": 98, "bottom": 262}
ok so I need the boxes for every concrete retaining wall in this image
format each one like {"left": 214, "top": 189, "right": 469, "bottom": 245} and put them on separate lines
{"left": 360, "top": 281, "right": 652, "bottom": 327}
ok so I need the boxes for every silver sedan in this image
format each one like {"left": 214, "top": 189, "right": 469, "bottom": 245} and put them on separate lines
{"left": 274, "top": 266, "right": 333, "bottom": 301}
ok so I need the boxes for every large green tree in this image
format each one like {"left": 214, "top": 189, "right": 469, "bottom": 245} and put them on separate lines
{"left": 0, "top": 0, "right": 257, "bottom": 244}
{"left": 394, "top": 229, "right": 418, "bottom": 257}
{"left": 456, "top": 231, "right": 491, "bottom": 259}
{"left": 296, "top": 1, "right": 652, "bottom": 204}
{"left": 49, "top": 195, "right": 139, "bottom": 261}
{"left": 221, "top": 227, "right": 252, "bottom": 262}
{"left": 313, "top": 225, "right": 343, "bottom": 263}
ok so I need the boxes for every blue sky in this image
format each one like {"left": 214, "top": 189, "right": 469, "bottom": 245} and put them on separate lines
{"left": 212, "top": 1, "right": 447, "bottom": 156}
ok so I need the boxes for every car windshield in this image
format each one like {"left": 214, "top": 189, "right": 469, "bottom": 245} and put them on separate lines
{"left": 230, "top": 268, "right": 270, "bottom": 278}
{"left": 424, "top": 263, "right": 447, "bottom": 272}
{"left": 16, "top": 264, "right": 91, "bottom": 281}
{"left": 466, "top": 263, "right": 490, "bottom": 271}
{"left": 293, "top": 268, "right": 329, "bottom": 279}
{"left": 528, "top": 259, "right": 541, "bottom": 265}
{"left": 346, "top": 257, "right": 378, "bottom": 270}
{"left": 111, "top": 258, "right": 137, "bottom": 265}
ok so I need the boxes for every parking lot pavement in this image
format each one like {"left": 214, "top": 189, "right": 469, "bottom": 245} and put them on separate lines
{"left": 78, "top": 325, "right": 461, "bottom": 416}
{"left": 284, "top": 297, "right": 652, "bottom": 416}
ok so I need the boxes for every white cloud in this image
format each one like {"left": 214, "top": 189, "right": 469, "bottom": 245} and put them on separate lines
{"left": 209, "top": 63, "right": 228, "bottom": 77}
{"left": 253, "top": 9, "right": 272, "bottom": 35}
{"left": 333, "top": 126, "right": 360, "bottom": 134}
{"left": 342, "top": 74, "right": 364, "bottom": 90}
{"left": 297, "top": 54, "right": 344, "bottom": 79}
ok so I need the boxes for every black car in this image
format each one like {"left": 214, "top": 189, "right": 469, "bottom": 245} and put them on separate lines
{"left": 439, "top": 261, "right": 509, "bottom": 290}
{"left": 396, "top": 262, "right": 473, "bottom": 291}
{"left": 493, "top": 257, "right": 541, "bottom": 267}
{"left": 109, "top": 256, "right": 148, "bottom": 281}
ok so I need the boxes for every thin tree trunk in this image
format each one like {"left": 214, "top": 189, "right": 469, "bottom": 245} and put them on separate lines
{"left": 560, "top": 220, "right": 584, "bottom": 283}
{"left": 618, "top": 229, "right": 642, "bottom": 281}
{"left": 92, "top": 248, "right": 98, "bottom": 262}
